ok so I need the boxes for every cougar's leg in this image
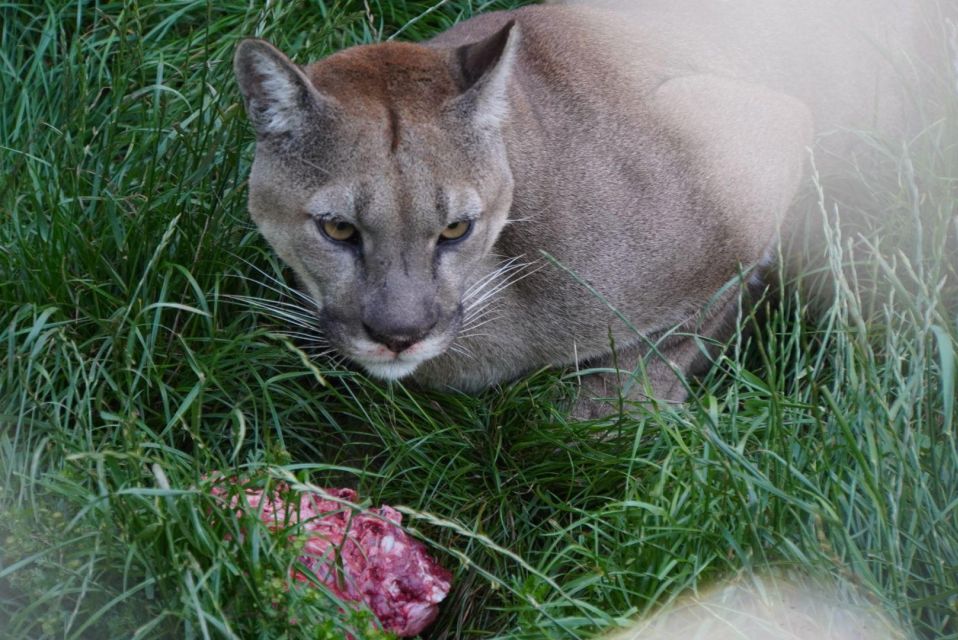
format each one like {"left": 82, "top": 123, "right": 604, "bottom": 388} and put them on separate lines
{"left": 569, "top": 282, "right": 756, "bottom": 420}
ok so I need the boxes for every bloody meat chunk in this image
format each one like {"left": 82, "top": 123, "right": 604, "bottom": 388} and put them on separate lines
{"left": 211, "top": 481, "right": 453, "bottom": 637}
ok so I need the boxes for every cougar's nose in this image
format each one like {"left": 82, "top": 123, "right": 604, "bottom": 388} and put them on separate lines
{"left": 362, "top": 320, "right": 436, "bottom": 354}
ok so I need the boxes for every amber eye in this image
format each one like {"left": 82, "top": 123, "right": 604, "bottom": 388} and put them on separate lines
{"left": 321, "top": 220, "right": 358, "bottom": 244}
{"left": 439, "top": 220, "right": 472, "bottom": 243}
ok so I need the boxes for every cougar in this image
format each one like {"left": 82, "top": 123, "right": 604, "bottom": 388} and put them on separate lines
{"left": 234, "top": 1, "right": 932, "bottom": 417}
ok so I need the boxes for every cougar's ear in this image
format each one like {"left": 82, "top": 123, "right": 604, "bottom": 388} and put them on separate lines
{"left": 234, "top": 39, "right": 327, "bottom": 137}
{"left": 652, "top": 74, "right": 815, "bottom": 252}
{"left": 447, "top": 20, "right": 520, "bottom": 127}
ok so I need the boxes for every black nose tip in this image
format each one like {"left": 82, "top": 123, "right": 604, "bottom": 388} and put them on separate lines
{"left": 362, "top": 323, "right": 432, "bottom": 354}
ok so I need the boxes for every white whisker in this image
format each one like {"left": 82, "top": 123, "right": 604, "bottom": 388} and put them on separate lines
{"left": 229, "top": 256, "right": 316, "bottom": 305}
{"left": 463, "top": 260, "right": 543, "bottom": 312}
{"left": 459, "top": 260, "right": 545, "bottom": 338}
{"left": 459, "top": 315, "right": 503, "bottom": 335}
{"left": 463, "top": 255, "right": 525, "bottom": 289}
{"left": 229, "top": 303, "right": 322, "bottom": 332}
{"left": 448, "top": 344, "right": 477, "bottom": 361}
{"left": 455, "top": 332, "right": 493, "bottom": 341}
{"left": 462, "top": 259, "right": 532, "bottom": 311}
{"left": 276, "top": 330, "right": 328, "bottom": 344}
{"left": 468, "top": 255, "right": 526, "bottom": 286}
{"left": 226, "top": 294, "right": 320, "bottom": 320}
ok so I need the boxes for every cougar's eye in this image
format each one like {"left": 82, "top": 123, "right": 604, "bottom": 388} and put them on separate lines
{"left": 439, "top": 220, "right": 472, "bottom": 243}
{"left": 321, "top": 219, "right": 359, "bottom": 244}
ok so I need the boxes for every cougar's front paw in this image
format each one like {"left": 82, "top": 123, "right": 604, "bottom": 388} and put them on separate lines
{"left": 567, "top": 372, "right": 623, "bottom": 420}
{"left": 567, "top": 368, "right": 690, "bottom": 420}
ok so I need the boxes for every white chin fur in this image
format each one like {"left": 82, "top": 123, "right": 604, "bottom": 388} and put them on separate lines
{"left": 349, "top": 334, "right": 449, "bottom": 381}
{"left": 360, "top": 360, "right": 421, "bottom": 381}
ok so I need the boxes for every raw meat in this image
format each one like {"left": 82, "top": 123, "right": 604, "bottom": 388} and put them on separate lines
{"left": 210, "top": 478, "right": 453, "bottom": 637}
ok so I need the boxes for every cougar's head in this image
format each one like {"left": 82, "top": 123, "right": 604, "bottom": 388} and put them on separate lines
{"left": 233, "top": 23, "right": 519, "bottom": 381}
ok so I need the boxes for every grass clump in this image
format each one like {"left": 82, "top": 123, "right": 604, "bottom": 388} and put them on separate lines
{"left": 2, "top": 1, "right": 957, "bottom": 639}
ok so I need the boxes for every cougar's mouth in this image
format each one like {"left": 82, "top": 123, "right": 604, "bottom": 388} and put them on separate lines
{"left": 339, "top": 308, "right": 464, "bottom": 381}
{"left": 347, "top": 333, "right": 452, "bottom": 380}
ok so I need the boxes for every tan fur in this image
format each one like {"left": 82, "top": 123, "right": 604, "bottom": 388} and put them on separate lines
{"left": 234, "top": 2, "right": 933, "bottom": 416}
{"left": 307, "top": 43, "right": 459, "bottom": 114}
{"left": 600, "top": 574, "right": 904, "bottom": 640}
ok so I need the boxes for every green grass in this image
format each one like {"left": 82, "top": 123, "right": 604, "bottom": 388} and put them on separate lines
{"left": 1, "top": 1, "right": 956, "bottom": 638}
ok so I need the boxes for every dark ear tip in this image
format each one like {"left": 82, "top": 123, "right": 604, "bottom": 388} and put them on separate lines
{"left": 235, "top": 37, "right": 274, "bottom": 50}
{"left": 494, "top": 20, "right": 520, "bottom": 47}
{"left": 456, "top": 18, "right": 521, "bottom": 90}
{"left": 499, "top": 19, "right": 520, "bottom": 43}
{"left": 233, "top": 38, "right": 284, "bottom": 72}
{"left": 506, "top": 21, "right": 521, "bottom": 51}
